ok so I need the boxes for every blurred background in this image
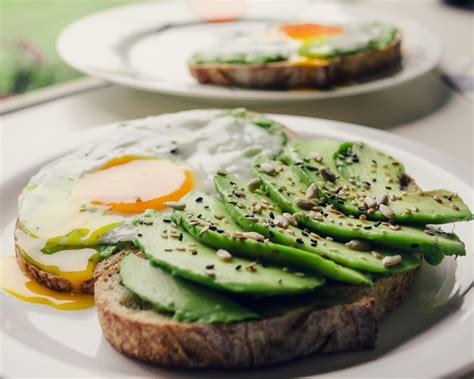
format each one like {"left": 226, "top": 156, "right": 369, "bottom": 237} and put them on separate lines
{"left": 0, "top": 0, "right": 472, "bottom": 100}
{"left": 0, "top": 0, "right": 135, "bottom": 98}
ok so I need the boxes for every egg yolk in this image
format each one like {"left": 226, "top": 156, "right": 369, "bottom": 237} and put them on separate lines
{"left": 0, "top": 256, "right": 94, "bottom": 311}
{"left": 75, "top": 156, "right": 194, "bottom": 214}
{"left": 280, "top": 23, "right": 342, "bottom": 40}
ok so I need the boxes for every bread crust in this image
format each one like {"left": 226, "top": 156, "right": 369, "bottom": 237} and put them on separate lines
{"left": 189, "top": 36, "right": 401, "bottom": 89}
{"left": 95, "top": 262, "right": 417, "bottom": 368}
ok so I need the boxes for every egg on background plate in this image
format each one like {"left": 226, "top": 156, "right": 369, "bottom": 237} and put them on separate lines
{"left": 12, "top": 109, "right": 287, "bottom": 299}
{"left": 191, "top": 20, "right": 398, "bottom": 64}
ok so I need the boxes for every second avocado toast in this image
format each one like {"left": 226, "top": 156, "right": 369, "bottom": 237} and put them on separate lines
{"left": 93, "top": 109, "right": 472, "bottom": 368}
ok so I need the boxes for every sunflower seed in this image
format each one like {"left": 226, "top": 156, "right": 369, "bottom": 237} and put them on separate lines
{"left": 216, "top": 249, "right": 233, "bottom": 262}
{"left": 282, "top": 212, "right": 298, "bottom": 226}
{"left": 241, "top": 231, "right": 265, "bottom": 241}
{"left": 364, "top": 196, "right": 377, "bottom": 209}
{"left": 247, "top": 178, "right": 261, "bottom": 192}
{"left": 382, "top": 255, "right": 402, "bottom": 267}
{"left": 379, "top": 204, "right": 395, "bottom": 219}
{"left": 375, "top": 193, "right": 389, "bottom": 206}
{"left": 260, "top": 162, "right": 276, "bottom": 175}
{"left": 164, "top": 201, "right": 186, "bottom": 210}
{"left": 345, "top": 239, "right": 371, "bottom": 251}
{"left": 245, "top": 262, "right": 257, "bottom": 272}
{"left": 296, "top": 198, "right": 316, "bottom": 210}
{"left": 305, "top": 183, "right": 319, "bottom": 199}
{"left": 274, "top": 215, "right": 289, "bottom": 229}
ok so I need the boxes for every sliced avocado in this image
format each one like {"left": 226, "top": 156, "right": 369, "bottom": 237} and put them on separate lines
{"left": 135, "top": 211, "right": 323, "bottom": 295}
{"left": 252, "top": 155, "right": 466, "bottom": 265}
{"left": 172, "top": 191, "right": 372, "bottom": 286}
{"left": 120, "top": 254, "right": 258, "bottom": 323}
{"left": 214, "top": 172, "right": 420, "bottom": 274}
{"left": 285, "top": 140, "right": 472, "bottom": 224}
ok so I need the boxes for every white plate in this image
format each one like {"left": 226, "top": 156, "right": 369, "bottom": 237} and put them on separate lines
{"left": 1, "top": 113, "right": 472, "bottom": 378}
{"left": 57, "top": 2, "right": 441, "bottom": 102}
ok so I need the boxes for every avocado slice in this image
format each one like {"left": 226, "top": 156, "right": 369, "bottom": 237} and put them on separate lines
{"left": 135, "top": 211, "right": 323, "bottom": 295}
{"left": 214, "top": 172, "right": 420, "bottom": 274}
{"left": 120, "top": 253, "right": 258, "bottom": 323}
{"left": 285, "top": 140, "right": 472, "bottom": 224}
{"left": 252, "top": 155, "right": 466, "bottom": 265}
{"left": 172, "top": 191, "right": 373, "bottom": 286}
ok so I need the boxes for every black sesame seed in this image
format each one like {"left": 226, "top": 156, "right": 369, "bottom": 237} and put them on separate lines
{"left": 296, "top": 238, "right": 304, "bottom": 244}
{"left": 302, "top": 231, "right": 309, "bottom": 237}
{"left": 163, "top": 219, "right": 172, "bottom": 223}
{"left": 170, "top": 148, "right": 179, "bottom": 154}
{"left": 192, "top": 251, "right": 197, "bottom": 255}
{"left": 374, "top": 221, "right": 382, "bottom": 227}
{"left": 235, "top": 265, "right": 242, "bottom": 270}
{"left": 311, "top": 242, "right": 318, "bottom": 247}
{"left": 364, "top": 226, "right": 372, "bottom": 230}
{"left": 137, "top": 233, "right": 143, "bottom": 237}
{"left": 209, "top": 226, "right": 217, "bottom": 231}
{"left": 269, "top": 212, "right": 275, "bottom": 219}
{"left": 411, "top": 243, "right": 420, "bottom": 249}
{"left": 386, "top": 186, "right": 392, "bottom": 190}
{"left": 195, "top": 197, "right": 203, "bottom": 203}
{"left": 178, "top": 233, "right": 183, "bottom": 241}
{"left": 269, "top": 231, "right": 274, "bottom": 238}
{"left": 206, "top": 264, "right": 214, "bottom": 269}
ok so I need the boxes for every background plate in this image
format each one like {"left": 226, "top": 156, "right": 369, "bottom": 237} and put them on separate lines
{"left": 1, "top": 113, "right": 472, "bottom": 377}
{"left": 57, "top": 2, "right": 441, "bottom": 102}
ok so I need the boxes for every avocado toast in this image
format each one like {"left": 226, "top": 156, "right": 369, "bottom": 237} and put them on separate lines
{"left": 91, "top": 112, "right": 471, "bottom": 368}
{"left": 10, "top": 109, "right": 471, "bottom": 368}
{"left": 189, "top": 21, "right": 401, "bottom": 89}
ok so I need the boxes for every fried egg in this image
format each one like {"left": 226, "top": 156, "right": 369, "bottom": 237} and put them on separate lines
{"left": 15, "top": 109, "right": 286, "bottom": 290}
{"left": 191, "top": 21, "right": 397, "bottom": 64}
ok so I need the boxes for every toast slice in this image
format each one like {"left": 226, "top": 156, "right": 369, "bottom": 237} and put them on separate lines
{"left": 189, "top": 35, "right": 401, "bottom": 89}
{"left": 94, "top": 253, "right": 417, "bottom": 368}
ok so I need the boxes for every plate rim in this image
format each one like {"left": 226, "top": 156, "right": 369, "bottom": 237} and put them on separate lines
{"left": 56, "top": 2, "right": 442, "bottom": 102}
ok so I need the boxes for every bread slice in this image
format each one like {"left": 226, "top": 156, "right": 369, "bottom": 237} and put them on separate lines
{"left": 189, "top": 36, "right": 401, "bottom": 89}
{"left": 95, "top": 255, "right": 417, "bottom": 368}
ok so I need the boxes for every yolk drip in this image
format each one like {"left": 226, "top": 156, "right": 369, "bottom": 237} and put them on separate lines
{"left": 15, "top": 227, "right": 98, "bottom": 291}
{"left": 280, "top": 23, "right": 343, "bottom": 40}
{"left": 0, "top": 256, "right": 94, "bottom": 311}
{"left": 75, "top": 156, "right": 194, "bottom": 214}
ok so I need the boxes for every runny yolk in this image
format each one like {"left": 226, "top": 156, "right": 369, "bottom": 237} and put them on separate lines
{"left": 75, "top": 156, "right": 194, "bottom": 214}
{"left": 0, "top": 256, "right": 94, "bottom": 311}
{"left": 280, "top": 23, "right": 343, "bottom": 40}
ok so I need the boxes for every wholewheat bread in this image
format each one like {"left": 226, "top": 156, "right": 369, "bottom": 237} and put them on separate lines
{"left": 189, "top": 36, "right": 401, "bottom": 89}
{"left": 94, "top": 256, "right": 417, "bottom": 368}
